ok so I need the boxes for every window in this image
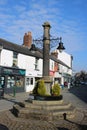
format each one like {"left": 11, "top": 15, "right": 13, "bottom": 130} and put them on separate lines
{"left": 13, "top": 52, "right": 18, "bottom": 58}
{"left": 26, "top": 78, "right": 29, "bottom": 85}
{"left": 26, "top": 77, "right": 33, "bottom": 85}
{"left": 16, "top": 76, "right": 24, "bottom": 87}
{"left": 7, "top": 76, "right": 15, "bottom": 88}
{"left": 35, "top": 58, "right": 39, "bottom": 70}
{"left": 7, "top": 76, "right": 24, "bottom": 88}
{"left": 31, "top": 78, "right": 33, "bottom": 85}
{"left": 54, "top": 62, "right": 58, "bottom": 71}
{"left": 13, "top": 52, "right": 18, "bottom": 67}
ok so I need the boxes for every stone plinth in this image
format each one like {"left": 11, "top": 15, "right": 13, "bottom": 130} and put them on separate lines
{"left": 13, "top": 99, "right": 76, "bottom": 121}
{"left": 42, "top": 76, "right": 53, "bottom": 95}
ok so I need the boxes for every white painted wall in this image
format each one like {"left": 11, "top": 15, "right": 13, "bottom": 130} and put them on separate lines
{"left": 58, "top": 51, "right": 72, "bottom": 68}
{"left": 1, "top": 49, "right": 13, "bottom": 66}
{"left": 18, "top": 54, "right": 42, "bottom": 76}
{"left": 18, "top": 53, "right": 43, "bottom": 92}
{"left": 18, "top": 54, "right": 34, "bottom": 70}
{"left": 50, "top": 59, "right": 54, "bottom": 71}
{"left": 58, "top": 51, "right": 72, "bottom": 76}
{"left": 59, "top": 64, "right": 72, "bottom": 75}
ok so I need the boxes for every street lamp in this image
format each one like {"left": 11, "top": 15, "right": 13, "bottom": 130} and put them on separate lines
{"left": 57, "top": 37, "right": 65, "bottom": 52}
{"left": 30, "top": 22, "right": 65, "bottom": 94}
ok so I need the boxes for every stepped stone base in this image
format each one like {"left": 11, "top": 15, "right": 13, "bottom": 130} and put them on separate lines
{"left": 12, "top": 99, "right": 76, "bottom": 121}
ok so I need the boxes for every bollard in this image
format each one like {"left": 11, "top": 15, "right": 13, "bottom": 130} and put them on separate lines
{"left": 63, "top": 113, "right": 67, "bottom": 120}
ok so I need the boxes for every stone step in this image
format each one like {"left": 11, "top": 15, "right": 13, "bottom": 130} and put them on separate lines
{"left": 19, "top": 105, "right": 75, "bottom": 115}
{"left": 29, "top": 99, "right": 64, "bottom": 105}
{"left": 23, "top": 102, "right": 71, "bottom": 110}
{"left": 52, "top": 105, "right": 75, "bottom": 116}
{"left": 24, "top": 106, "right": 75, "bottom": 116}
{"left": 13, "top": 103, "right": 75, "bottom": 120}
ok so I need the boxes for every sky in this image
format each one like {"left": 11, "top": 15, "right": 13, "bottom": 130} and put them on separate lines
{"left": 0, "top": 0, "right": 87, "bottom": 72}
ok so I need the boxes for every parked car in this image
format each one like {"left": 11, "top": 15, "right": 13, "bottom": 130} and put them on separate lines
{"left": 80, "top": 81, "right": 87, "bottom": 85}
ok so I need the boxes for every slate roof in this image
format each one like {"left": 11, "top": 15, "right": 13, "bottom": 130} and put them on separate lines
{"left": 0, "top": 38, "right": 42, "bottom": 58}
{"left": 0, "top": 38, "right": 71, "bottom": 69}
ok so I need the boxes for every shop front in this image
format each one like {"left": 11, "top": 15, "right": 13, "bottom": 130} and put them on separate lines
{"left": 0, "top": 66, "right": 25, "bottom": 94}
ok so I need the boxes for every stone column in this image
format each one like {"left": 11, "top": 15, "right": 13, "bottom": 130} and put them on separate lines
{"left": 42, "top": 22, "right": 51, "bottom": 77}
{"left": 42, "top": 22, "right": 52, "bottom": 94}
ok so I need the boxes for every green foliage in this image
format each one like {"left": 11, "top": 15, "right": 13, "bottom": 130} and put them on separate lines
{"left": 37, "top": 80, "right": 46, "bottom": 96}
{"left": 33, "top": 80, "right": 46, "bottom": 96}
{"left": 52, "top": 83, "right": 60, "bottom": 96}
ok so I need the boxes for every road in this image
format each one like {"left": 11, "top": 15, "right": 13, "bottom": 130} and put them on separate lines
{"left": 0, "top": 92, "right": 29, "bottom": 112}
{"left": 62, "top": 85, "right": 87, "bottom": 109}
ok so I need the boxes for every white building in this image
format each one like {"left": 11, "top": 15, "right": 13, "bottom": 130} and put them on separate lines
{"left": 0, "top": 38, "right": 43, "bottom": 93}
{"left": 0, "top": 32, "right": 73, "bottom": 93}
{"left": 57, "top": 51, "right": 73, "bottom": 86}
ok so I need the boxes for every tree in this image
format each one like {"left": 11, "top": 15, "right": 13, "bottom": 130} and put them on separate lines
{"left": 75, "top": 70, "right": 87, "bottom": 83}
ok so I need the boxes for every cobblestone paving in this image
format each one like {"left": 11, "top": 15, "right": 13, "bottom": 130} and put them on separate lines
{"left": 0, "top": 109, "right": 87, "bottom": 130}
{"left": 0, "top": 110, "right": 57, "bottom": 130}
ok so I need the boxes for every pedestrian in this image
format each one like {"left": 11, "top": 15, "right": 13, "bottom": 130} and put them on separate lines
{"left": 68, "top": 82, "right": 70, "bottom": 89}
{"left": 61, "top": 84, "right": 64, "bottom": 90}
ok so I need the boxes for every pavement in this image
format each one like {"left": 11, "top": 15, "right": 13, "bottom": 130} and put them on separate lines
{"left": 0, "top": 92, "right": 30, "bottom": 112}
{"left": 0, "top": 86, "right": 87, "bottom": 130}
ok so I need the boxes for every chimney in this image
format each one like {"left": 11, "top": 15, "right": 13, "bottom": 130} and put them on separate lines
{"left": 23, "top": 32, "right": 32, "bottom": 48}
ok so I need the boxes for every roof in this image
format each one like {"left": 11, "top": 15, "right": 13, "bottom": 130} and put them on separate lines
{"left": 0, "top": 38, "right": 42, "bottom": 58}
{"left": 0, "top": 38, "right": 71, "bottom": 69}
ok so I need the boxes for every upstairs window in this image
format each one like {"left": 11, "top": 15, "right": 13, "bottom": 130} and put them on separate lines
{"left": 13, "top": 52, "right": 18, "bottom": 67}
{"left": 54, "top": 62, "right": 58, "bottom": 71}
{"left": 35, "top": 57, "right": 39, "bottom": 70}
{"left": 13, "top": 52, "right": 18, "bottom": 58}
